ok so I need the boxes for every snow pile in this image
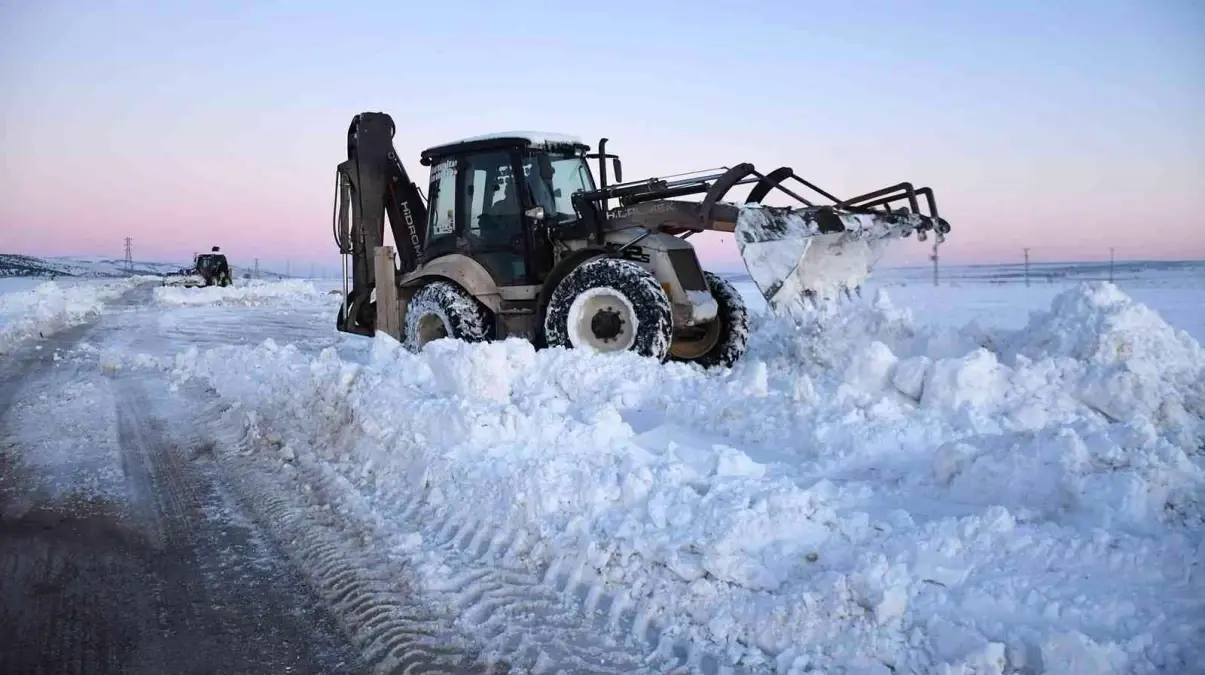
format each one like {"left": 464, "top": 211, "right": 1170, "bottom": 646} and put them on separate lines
{"left": 170, "top": 282, "right": 1205, "bottom": 673}
{"left": 152, "top": 279, "right": 328, "bottom": 307}
{"left": 998, "top": 282, "right": 1205, "bottom": 441}
{"left": 0, "top": 277, "right": 144, "bottom": 354}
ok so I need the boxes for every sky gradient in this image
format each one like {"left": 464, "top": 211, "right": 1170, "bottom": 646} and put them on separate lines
{"left": 2, "top": 0, "right": 1202, "bottom": 276}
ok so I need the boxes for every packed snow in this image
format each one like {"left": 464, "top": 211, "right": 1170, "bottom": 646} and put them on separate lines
{"left": 0, "top": 277, "right": 147, "bottom": 354}
{"left": 153, "top": 274, "right": 1204, "bottom": 674}
{"left": 152, "top": 279, "right": 331, "bottom": 307}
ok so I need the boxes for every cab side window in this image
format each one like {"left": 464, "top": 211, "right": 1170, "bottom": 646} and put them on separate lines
{"left": 460, "top": 151, "right": 521, "bottom": 248}
{"left": 459, "top": 151, "right": 527, "bottom": 284}
{"left": 427, "top": 159, "right": 456, "bottom": 243}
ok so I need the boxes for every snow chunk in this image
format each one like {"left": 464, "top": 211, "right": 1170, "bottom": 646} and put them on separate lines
{"left": 892, "top": 355, "right": 930, "bottom": 400}
{"left": 841, "top": 341, "right": 898, "bottom": 401}
{"left": 423, "top": 337, "right": 536, "bottom": 403}
{"left": 922, "top": 348, "right": 1012, "bottom": 413}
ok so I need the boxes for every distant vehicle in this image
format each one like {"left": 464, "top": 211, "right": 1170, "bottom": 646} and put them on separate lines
{"left": 195, "top": 247, "right": 233, "bottom": 287}
{"left": 161, "top": 246, "right": 233, "bottom": 288}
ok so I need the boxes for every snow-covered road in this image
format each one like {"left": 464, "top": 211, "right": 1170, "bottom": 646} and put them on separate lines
{"left": 1, "top": 273, "right": 1203, "bottom": 674}
{"left": 0, "top": 284, "right": 371, "bottom": 674}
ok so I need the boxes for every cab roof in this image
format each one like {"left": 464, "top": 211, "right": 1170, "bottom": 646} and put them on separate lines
{"left": 420, "top": 131, "right": 589, "bottom": 165}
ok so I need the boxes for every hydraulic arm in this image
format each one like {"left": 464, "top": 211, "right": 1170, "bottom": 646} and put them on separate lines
{"left": 333, "top": 112, "right": 428, "bottom": 335}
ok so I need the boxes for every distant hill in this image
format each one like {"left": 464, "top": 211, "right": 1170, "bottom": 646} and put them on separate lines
{"left": 0, "top": 253, "right": 287, "bottom": 280}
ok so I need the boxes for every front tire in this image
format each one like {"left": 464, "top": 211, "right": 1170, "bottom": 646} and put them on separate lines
{"left": 403, "top": 280, "right": 494, "bottom": 352}
{"left": 543, "top": 257, "right": 673, "bottom": 361}
{"left": 669, "top": 271, "right": 749, "bottom": 369}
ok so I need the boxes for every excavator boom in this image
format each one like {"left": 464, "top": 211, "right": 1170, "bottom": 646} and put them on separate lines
{"left": 333, "top": 112, "right": 428, "bottom": 335}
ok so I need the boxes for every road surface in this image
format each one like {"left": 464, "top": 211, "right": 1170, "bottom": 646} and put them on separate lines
{"left": 0, "top": 285, "right": 473, "bottom": 674}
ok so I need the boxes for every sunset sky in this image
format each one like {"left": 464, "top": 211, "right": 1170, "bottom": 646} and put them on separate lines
{"left": 2, "top": 0, "right": 1202, "bottom": 276}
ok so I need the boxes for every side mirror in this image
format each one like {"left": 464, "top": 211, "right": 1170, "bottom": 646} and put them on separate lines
{"left": 524, "top": 206, "right": 547, "bottom": 221}
{"left": 611, "top": 157, "right": 623, "bottom": 183}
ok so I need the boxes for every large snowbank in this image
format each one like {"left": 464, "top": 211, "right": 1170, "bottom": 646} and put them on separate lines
{"left": 169, "top": 282, "right": 1205, "bottom": 673}
{"left": 0, "top": 277, "right": 145, "bottom": 354}
{"left": 152, "top": 279, "right": 329, "bottom": 307}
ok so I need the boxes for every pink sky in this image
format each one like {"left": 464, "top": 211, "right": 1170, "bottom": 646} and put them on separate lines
{"left": 2, "top": 2, "right": 1202, "bottom": 275}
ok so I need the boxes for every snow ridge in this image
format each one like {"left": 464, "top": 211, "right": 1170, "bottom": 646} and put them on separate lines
{"left": 168, "top": 282, "right": 1205, "bottom": 674}
{"left": 202, "top": 400, "right": 499, "bottom": 673}
{"left": 0, "top": 277, "right": 146, "bottom": 354}
{"left": 152, "top": 279, "right": 328, "bottom": 307}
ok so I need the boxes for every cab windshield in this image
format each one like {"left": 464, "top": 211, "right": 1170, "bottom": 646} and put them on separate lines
{"left": 522, "top": 153, "right": 596, "bottom": 223}
{"left": 195, "top": 254, "right": 225, "bottom": 270}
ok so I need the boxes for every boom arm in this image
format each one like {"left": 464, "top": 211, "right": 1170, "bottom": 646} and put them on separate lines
{"left": 334, "top": 112, "right": 429, "bottom": 335}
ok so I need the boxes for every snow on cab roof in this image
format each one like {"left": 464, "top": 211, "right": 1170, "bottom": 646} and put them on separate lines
{"left": 436, "top": 131, "right": 586, "bottom": 148}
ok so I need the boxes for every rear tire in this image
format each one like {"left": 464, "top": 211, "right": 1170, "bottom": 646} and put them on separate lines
{"left": 669, "top": 271, "right": 748, "bottom": 369}
{"left": 543, "top": 257, "right": 673, "bottom": 361}
{"left": 402, "top": 280, "right": 494, "bottom": 352}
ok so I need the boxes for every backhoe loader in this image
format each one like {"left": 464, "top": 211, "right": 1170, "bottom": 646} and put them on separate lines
{"left": 331, "top": 112, "right": 950, "bottom": 367}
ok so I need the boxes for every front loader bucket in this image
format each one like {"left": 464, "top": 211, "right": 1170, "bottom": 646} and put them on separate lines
{"left": 734, "top": 204, "right": 949, "bottom": 308}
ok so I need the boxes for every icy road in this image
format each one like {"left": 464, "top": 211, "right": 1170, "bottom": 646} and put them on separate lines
{"left": 0, "top": 270, "right": 1203, "bottom": 674}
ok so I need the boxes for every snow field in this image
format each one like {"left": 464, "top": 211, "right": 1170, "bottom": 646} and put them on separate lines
{"left": 0, "top": 277, "right": 148, "bottom": 354}
{"left": 166, "top": 280, "right": 1204, "bottom": 674}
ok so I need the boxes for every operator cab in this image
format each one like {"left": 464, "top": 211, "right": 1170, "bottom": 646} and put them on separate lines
{"left": 195, "top": 250, "right": 227, "bottom": 272}
{"left": 418, "top": 132, "right": 596, "bottom": 286}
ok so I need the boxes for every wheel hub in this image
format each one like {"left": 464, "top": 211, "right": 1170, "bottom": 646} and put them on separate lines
{"left": 590, "top": 307, "right": 625, "bottom": 342}
{"left": 415, "top": 313, "right": 448, "bottom": 346}
{"left": 566, "top": 289, "right": 637, "bottom": 352}
{"left": 670, "top": 318, "right": 721, "bottom": 360}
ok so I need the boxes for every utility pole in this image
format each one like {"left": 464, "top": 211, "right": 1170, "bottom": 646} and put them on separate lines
{"left": 286, "top": 260, "right": 290, "bottom": 278}
{"left": 1109, "top": 248, "right": 1115, "bottom": 283}
{"left": 254, "top": 258, "right": 259, "bottom": 279}
{"left": 123, "top": 237, "right": 133, "bottom": 274}
{"left": 930, "top": 244, "right": 940, "bottom": 287}
{"left": 1023, "top": 248, "right": 1031, "bottom": 287}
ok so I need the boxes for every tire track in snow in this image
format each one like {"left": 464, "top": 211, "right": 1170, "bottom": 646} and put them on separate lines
{"left": 200, "top": 393, "right": 711, "bottom": 674}
{"left": 203, "top": 407, "right": 501, "bottom": 674}
{"left": 381, "top": 489, "right": 736, "bottom": 675}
